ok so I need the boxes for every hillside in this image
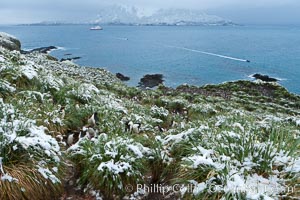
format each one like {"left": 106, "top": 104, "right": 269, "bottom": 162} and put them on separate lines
{"left": 0, "top": 32, "right": 299, "bottom": 200}
{"left": 93, "top": 6, "right": 233, "bottom": 26}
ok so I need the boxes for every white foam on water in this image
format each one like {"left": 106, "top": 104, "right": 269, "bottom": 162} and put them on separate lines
{"left": 55, "top": 46, "right": 67, "bottom": 51}
{"left": 164, "top": 44, "right": 249, "bottom": 62}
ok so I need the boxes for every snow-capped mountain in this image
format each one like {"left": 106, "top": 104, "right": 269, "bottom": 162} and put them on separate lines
{"left": 93, "top": 5, "right": 234, "bottom": 26}
{"left": 144, "top": 9, "right": 232, "bottom": 25}
{"left": 93, "top": 5, "right": 140, "bottom": 25}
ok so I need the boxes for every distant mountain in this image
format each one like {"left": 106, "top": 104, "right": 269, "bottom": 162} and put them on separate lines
{"left": 93, "top": 5, "right": 140, "bottom": 25}
{"left": 93, "top": 5, "right": 235, "bottom": 26}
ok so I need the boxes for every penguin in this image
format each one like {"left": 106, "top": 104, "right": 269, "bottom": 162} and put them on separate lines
{"left": 155, "top": 125, "right": 165, "bottom": 132}
{"left": 171, "top": 119, "right": 178, "bottom": 128}
{"left": 131, "top": 122, "right": 141, "bottom": 134}
{"left": 55, "top": 134, "right": 64, "bottom": 142}
{"left": 66, "top": 131, "right": 80, "bottom": 146}
{"left": 87, "top": 112, "right": 99, "bottom": 127}
{"left": 59, "top": 106, "right": 65, "bottom": 119}
{"left": 125, "top": 121, "right": 141, "bottom": 134}
{"left": 125, "top": 121, "right": 132, "bottom": 132}
{"left": 66, "top": 134, "right": 74, "bottom": 146}
{"left": 87, "top": 127, "right": 97, "bottom": 139}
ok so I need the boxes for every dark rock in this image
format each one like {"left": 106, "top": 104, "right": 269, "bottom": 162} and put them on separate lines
{"left": 0, "top": 32, "right": 21, "bottom": 51}
{"left": 116, "top": 73, "right": 130, "bottom": 81}
{"left": 21, "top": 46, "right": 57, "bottom": 54}
{"left": 60, "top": 57, "right": 81, "bottom": 62}
{"left": 138, "top": 74, "right": 164, "bottom": 88}
{"left": 252, "top": 74, "right": 278, "bottom": 82}
{"left": 64, "top": 53, "right": 72, "bottom": 56}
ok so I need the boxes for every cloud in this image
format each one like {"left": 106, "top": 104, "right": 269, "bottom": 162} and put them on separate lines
{"left": 0, "top": 0, "right": 300, "bottom": 24}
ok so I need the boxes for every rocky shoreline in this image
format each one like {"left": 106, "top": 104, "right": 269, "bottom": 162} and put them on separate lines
{"left": 1, "top": 32, "right": 300, "bottom": 200}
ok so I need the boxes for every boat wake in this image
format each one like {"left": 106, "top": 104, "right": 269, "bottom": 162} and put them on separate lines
{"left": 164, "top": 44, "right": 250, "bottom": 62}
{"left": 112, "top": 37, "right": 128, "bottom": 41}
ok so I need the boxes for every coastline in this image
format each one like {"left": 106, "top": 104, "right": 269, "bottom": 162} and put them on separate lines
{"left": 2, "top": 24, "right": 300, "bottom": 94}
{"left": 1, "top": 33, "right": 300, "bottom": 199}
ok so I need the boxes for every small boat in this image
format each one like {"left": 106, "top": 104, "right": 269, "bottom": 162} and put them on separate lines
{"left": 90, "top": 26, "right": 103, "bottom": 30}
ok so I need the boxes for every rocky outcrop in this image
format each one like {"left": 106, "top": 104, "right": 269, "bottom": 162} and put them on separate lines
{"left": 116, "top": 73, "right": 130, "bottom": 81}
{"left": 21, "top": 46, "right": 57, "bottom": 54}
{"left": 60, "top": 56, "right": 81, "bottom": 62}
{"left": 0, "top": 32, "right": 21, "bottom": 51}
{"left": 138, "top": 74, "right": 164, "bottom": 88}
{"left": 252, "top": 73, "right": 278, "bottom": 82}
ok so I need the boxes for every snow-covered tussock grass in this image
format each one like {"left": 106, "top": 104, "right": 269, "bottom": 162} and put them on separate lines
{"left": 170, "top": 119, "right": 300, "bottom": 199}
{"left": 151, "top": 105, "right": 169, "bottom": 118}
{"left": 19, "top": 61, "right": 38, "bottom": 80}
{"left": 0, "top": 98, "right": 61, "bottom": 185}
{"left": 163, "top": 125, "right": 209, "bottom": 146}
{"left": 68, "top": 134, "right": 151, "bottom": 198}
{"left": 95, "top": 92, "right": 127, "bottom": 113}
{"left": 0, "top": 80, "right": 16, "bottom": 94}
{"left": 40, "top": 72, "right": 64, "bottom": 91}
{"left": 0, "top": 55, "right": 5, "bottom": 62}
{"left": 1, "top": 36, "right": 300, "bottom": 199}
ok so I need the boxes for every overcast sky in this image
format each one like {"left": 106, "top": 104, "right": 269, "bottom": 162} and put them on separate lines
{"left": 1, "top": 0, "right": 300, "bottom": 25}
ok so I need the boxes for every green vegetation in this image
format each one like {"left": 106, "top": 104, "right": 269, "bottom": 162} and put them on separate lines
{"left": 0, "top": 47, "right": 299, "bottom": 199}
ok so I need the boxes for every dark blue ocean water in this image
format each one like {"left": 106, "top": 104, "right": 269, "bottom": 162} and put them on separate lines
{"left": 1, "top": 25, "right": 300, "bottom": 93}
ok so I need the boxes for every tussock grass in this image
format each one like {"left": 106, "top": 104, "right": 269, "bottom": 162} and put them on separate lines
{"left": 1, "top": 45, "right": 300, "bottom": 199}
{"left": 69, "top": 135, "right": 148, "bottom": 199}
{"left": 1, "top": 164, "right": 62, "bottom": 200}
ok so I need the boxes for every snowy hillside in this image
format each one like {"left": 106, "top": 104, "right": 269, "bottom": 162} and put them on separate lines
{"left": 1, "top": 33, "right": 299, "bottom": 199}
{"left": 94, "top": 5, "right": 234, "bottom": 26}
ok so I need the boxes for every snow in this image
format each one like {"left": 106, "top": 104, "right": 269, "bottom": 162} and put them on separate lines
{"left": 151, "top": 105, "right": 169, "bottom": 117}
{"left": 0, "top": 157, "right": 4, "bottom": 174}
{"left": 285, "top": 158, "right": 300, "bottom": 173}
{"left": 215, "top": 116, "right": 226, "bottom": 127}
{"left": 90, "top": 154, "right": 103, "bottom": 161}
{"left": 1, "top": 32, "right": 300, "bottom": 199}
{"left": 183, "top": 155, "right": 224, "bottom": 170}
{"left": 93, "top": 6, "right": 231, "bottom": 25}
{"left": 163, "top": 125, "right": 209, "bottom": 145}
{"left": 163, "top": 128, "right": 195, "bottom": 144}
{"left": 1, "top": 173, "right": 18, "bottom": 182}
{"left": 16, "top": 126, "right": 60, "bottom": 160}
{"left": 222, "top": 172, "right": 285, "bottom": 199}
{"left": 242, "top": 157, "right": 258, "bottom": 170}
{"left": 42, "top": 73, "right": 64, "bottom": 91}
{"left": 0, "top": 32, "right": 18, "bottom": 41}
{"left": 70, "top": 83, "right": 99, "bottom": 102}
{"left": 38, "top": 166, "right": 60, "bottom": 183}
{"left": 0, "top": 55, "right": 4, "bottom": 62}
{"left": 97, "top": 159, "right": 132, "bottom": 174}
{"left": 192, "top": 182, "right": 206, "bottom": 195}
{"left": 18, "top": 91, "right": 49, "bottom": 102}
{"left": 0, "top": 157, "right": 18, "bottom": 182}
{"left": 97, "top": 94, "right": 127, "bottom": 113}
{"left": 296, "top": 119, "right": 300, "bottom": 126}
{"left": 232, "top": 122, "right": 244, "bottom": 132}
{"left": 52, "top": 167, "right": 58, "bottom": 173}
{"left": 192, "top": 146, "right": 214, "bottom": 158}
{"left": 127, "top": 144, "right": 150, "bottom": 158}
{"left": 20, "top": 63, "right": 38, "bottom": 80}
{"left": 0, "top": 80, "right": 16, "bottom": 92}
{"left": 273, "top": 150, "right": 291, "bottom": 166}
{"left": 226, "top": 131, "right": 241, "bottom": 139}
